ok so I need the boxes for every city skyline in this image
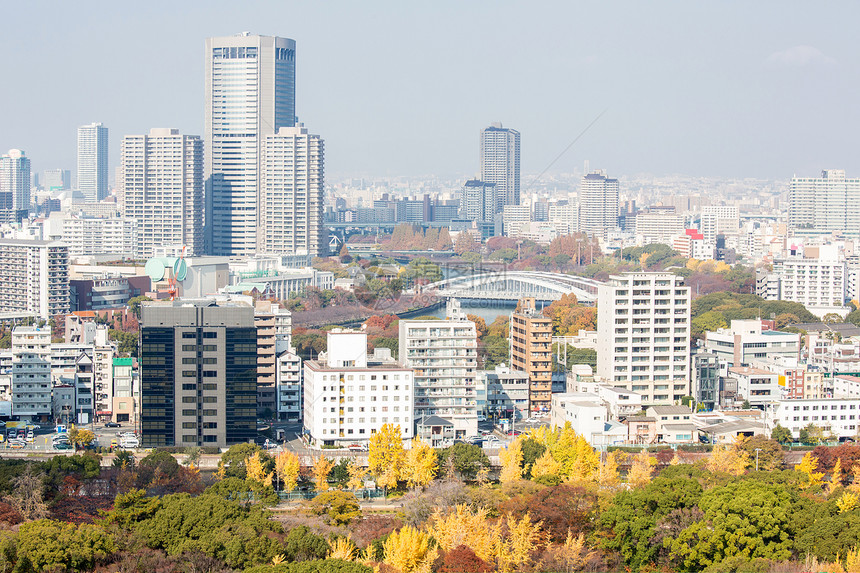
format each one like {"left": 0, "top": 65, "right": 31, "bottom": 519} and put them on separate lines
{"left": 1, "top": 2, "right": 859, "bottom": 181}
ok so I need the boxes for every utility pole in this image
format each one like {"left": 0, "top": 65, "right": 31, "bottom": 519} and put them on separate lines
{"left": 755, "top": 448, "right": 762, "bottom": 471}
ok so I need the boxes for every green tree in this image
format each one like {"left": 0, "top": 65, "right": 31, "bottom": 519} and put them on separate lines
{"left": 598, "top": 472, "right": 704, "bottom": 570}
{"left": 112, "top": 450, "right": 135, "bottom": 470}
{"left": 281, "top": 525, "right": 329, "bottom": 562}
{"left": 220, "top": 443, "right": 269, "bottom": 479}
{"left": 519, "top": 438, "right": 546, "bottom": 479}
{"left": 771, "top": 424, "right": 793, "bottom": 445}
{"left": 131, "top": 492, "right": 283, "bottom": 569}
{"left": 691, "top": 310, "right": 729, "bottom": 337}
{"left": 668, "top": 480, "right": 794, "bottom": 570}
{"left": 205, "top": 477, "right": 279, "bottom": 506}
{"left": 737, "top": 435, "right": 784, "bottom": 471}
{"left": 245, "top": 559, "right": 373, "bottom": 573}
{"left": 15, "top": 519, "right": 116, "bottom": 572}
{"left": 127, "top": 295, "right": 152, "bottom": 319}
{"left": 437, "top": 443, "right": 489, "bottom": 480}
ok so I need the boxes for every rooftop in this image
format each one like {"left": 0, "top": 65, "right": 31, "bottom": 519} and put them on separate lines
{"left": 648, "top": 405, "right": 692, "bottom": 415}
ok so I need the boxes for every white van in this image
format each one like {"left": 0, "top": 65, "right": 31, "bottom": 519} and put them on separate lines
{"left": 119, "top": 435, "right": 139, "bottom": 448}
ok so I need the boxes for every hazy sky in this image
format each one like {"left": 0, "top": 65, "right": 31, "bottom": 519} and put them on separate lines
{"left": 2, "top": 1, "right": 859, "bottom": 181}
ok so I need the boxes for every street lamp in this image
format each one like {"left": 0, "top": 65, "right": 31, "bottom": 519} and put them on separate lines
{"left": 755, "top": 448, "right": 762, "bottom": 471}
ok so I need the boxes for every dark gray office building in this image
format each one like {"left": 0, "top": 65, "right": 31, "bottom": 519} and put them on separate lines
{"left": 140, "top": 300, "right": 257, "bottom": 447}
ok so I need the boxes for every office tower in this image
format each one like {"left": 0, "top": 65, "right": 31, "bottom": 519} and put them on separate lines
{"left": 120, "top": 128, "right": 204, "bottom": 257}
{"left": 305, "top": 329, "right": 414, "bottom": 447}
{"left": 0, "top": 149, "right": 31, "bottom": 222}
{"left": 459, "top": 179, "right": 496, "bottom": 222}
{"left": 789, "top": 170, "right": 860, "bottom": 235}
{"left": 596, "top": 272, "right": 691, "bottom": 405}
{"left": 139, "top": 300, "right": 257, "bottom": 448}
{"left": 579, "top": 171, "right": 619, "bottom": 240}
{"left": 11, "top": 326, "right": 51, "bottom": 422}
{"left": 42, "top": 169, "right": 71, "bottom": 192}
{"left": 77, "top": 123, "right": 109, "bottom": 202}
{"left": 510, "top": 298, "right": 553, "bottom": 414}
{"left": 399, "top": 318, "right": 479, "bottom": 439}
{"left": 205, "top": 33, "right": 297, "bottom": 257}
{"left": 0, "top": 239, "right": 69, "bottom": 319}
{"left": 259, "top": 125, "right": 325, "bottom": 255}
{"left": 480, "top": 123, "right": 520, "bottom": 212}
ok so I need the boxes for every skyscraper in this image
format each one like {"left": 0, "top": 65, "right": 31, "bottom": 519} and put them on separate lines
{"left": 789, "top": 170, "right": 860, "bottom": 235}
{"left": 459, "top": 179, "right": 496, "bottom": 223}
{"left": 259, "top": 125, "right": 325, "bottom": 255}
{"left": 205, "top": 33, "right": 297, "bottom": 256}
{"left": 578, "top": 171, "right": 619, "bottom": 239}
{"left": 480, "top": 123, "right": 520, "bottom": 213}
{"left": 120, "top": 128, "right": 204, "bottom": 257}
{"left": 510, "top": 298, "right": 553, "bottom": 414}
{"left": 41, "top": 169, "right": 71, "bottom": 192}
{"left": 0, "top": 149, "right": 31, "bottom": 222}
{"left": 77, "top": 123, "right": 109, "bottom": 202}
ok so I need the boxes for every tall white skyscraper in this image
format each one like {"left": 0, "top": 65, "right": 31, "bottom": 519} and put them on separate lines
{"left": 579, "top": 171, "right": 619, "bottom": 239}
{"left": 205, "top": 33, "right": 297, "bottom": 256}
{"left": 77, "top": 123, "right": 109, "bottom": 202}
{"left": 480, "top": 123, "right": 520, "bottom": 213}
{"left": 0, "top": 149, "right": 31, "bottom": 221}
{"left": 789, "top": 169, "right": 860, "bottom": 236}
{"left": 260, "top": 125, "right": 325, "bottom": 256}
{"left": 120, "top": 128, "right": 204, "bottom": 257}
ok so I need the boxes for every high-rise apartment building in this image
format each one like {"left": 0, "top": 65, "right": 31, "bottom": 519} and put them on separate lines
{"left": 11, "top": 326, "right": 52, "bottom": 422}
{"left": 399, "top": 318, "right": 479, "bottom": 438}
{"left": 205, "top": 33, "right": 297, "bottom": 257}
{"left": 120, "top": 128, "right": 204, "bottom": 257}
{"left": 789, "top": 170, "right": 860, "bottom": 235}
{"left": 60, "top": 216, "right": 138, "bottom": 257}
{"left": 579, "top": 171, "right": 619, "bottom": 240}
{"left": 459, "top": 180, "right": 496, "bottom": 223}
{"left": 480, "top": 123, "right": 520, "bottom": 213}
{"left": 0, "top": 239, "right": 69, "bottom": 319}
{"left": 259, "top": 125, "right": 325, "bottom": 256}
{"left": 510, "top": 298, "right": 553, "bottom": 413}
{"left": 596, "top": 273, "right": 691, "bottom": 405}
{"left": 139, "top": 300, "right": 257, "bottom": 448}
{"left": 0, "top": 149, "right": 31, "bottom": 222}
{"left": 700, "top": 205, "right": 739, "bottom": 244}
{"left": 77, "top": 123, "right": 109, "bottom": 202}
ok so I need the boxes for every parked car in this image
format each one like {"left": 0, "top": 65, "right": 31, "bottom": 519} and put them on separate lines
{"left": 8, "top": 439, "right": 25, "bottom": 449}
{"left": 103, "top": 422, "right": 121, "bottom": 428}
{"left": 52, "top": 442, "right": 73, "bottom": 451}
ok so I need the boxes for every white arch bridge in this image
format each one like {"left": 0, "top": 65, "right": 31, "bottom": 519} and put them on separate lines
{"left": 422, "top": 271, "right": 604, "bottom": 304}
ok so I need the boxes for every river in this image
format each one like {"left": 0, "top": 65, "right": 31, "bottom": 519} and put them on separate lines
{"left": 423, "top": 298, "right": 552, "bottom": 324}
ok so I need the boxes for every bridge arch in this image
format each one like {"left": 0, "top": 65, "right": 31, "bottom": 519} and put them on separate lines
{"left": 423, "top": 271, "right": 603, "bottom": 303}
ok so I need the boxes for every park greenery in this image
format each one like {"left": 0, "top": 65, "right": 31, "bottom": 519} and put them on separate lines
{"left": 0, "top": 426, "right": 860, "bottom": 571}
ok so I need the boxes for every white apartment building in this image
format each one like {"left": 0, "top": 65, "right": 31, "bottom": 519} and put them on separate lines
{"left": 703, "top": 320, "right": 801, "bottom": 367}
{"left": 459, "top": 180, "right": 496, "bottom": 223}
{"left": 635, "top": 212, "right": 685, "bottom": 245}
{"left": 276, "top": 348, "right": 302, "bottom": 422}
{"left": 766, "top": 398, "right": 860, "bottom": 440}
{"left": 789, "top": 169, "right": 860, "bottom": 236}
{"left": 579, "top": 171, "right": 619, "bottom": 240}
{"left": 502, "top": 204, "right": 530, "bottom": 237}
{"left": 11, "top": 327, "right": 52, "bottom": 421}
{"left": 700, "top": 205, "right": 739, "bottom": 244}
{"left": 480, "top": 364, "right": 529, "bottom": 421}
{"left": 548, "top": 204, "right": 579, "bottom": 235}
{"left": 304, "top": 330, "right": 414, "bottom": 446}
{"left": 399, "top": 319, "right": 479, "bottom": 438}
{"left": 205, "top": 34, "right": 296, "bottom": 257}
{"left": 77, "top": 123, "right": 109, "bottom": 203}
{"left": 259, "top": 125, "right": 325, "bottom": 256}
{"left": 120, "top": 128, "right": 204, "bottom": 257}
{"left": 834, "top": 375, "right": 860, "bottom": 399}
{"left": 0, "top": 239, "right": 69, "bottom": 319}
{"left": 766, "top": 245, "right": 847, "bottom": 310}
{"left": 596, "top": 273, "right": 691, "bottom": 405}
{"left": 550, "top": 393, "right": 608, "bottom": 443}
{"left": 729, "top": 366, "right": 781, "bottom": 408}
{"left": 61, "top": 216, "right": 137, "bottom": 257}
